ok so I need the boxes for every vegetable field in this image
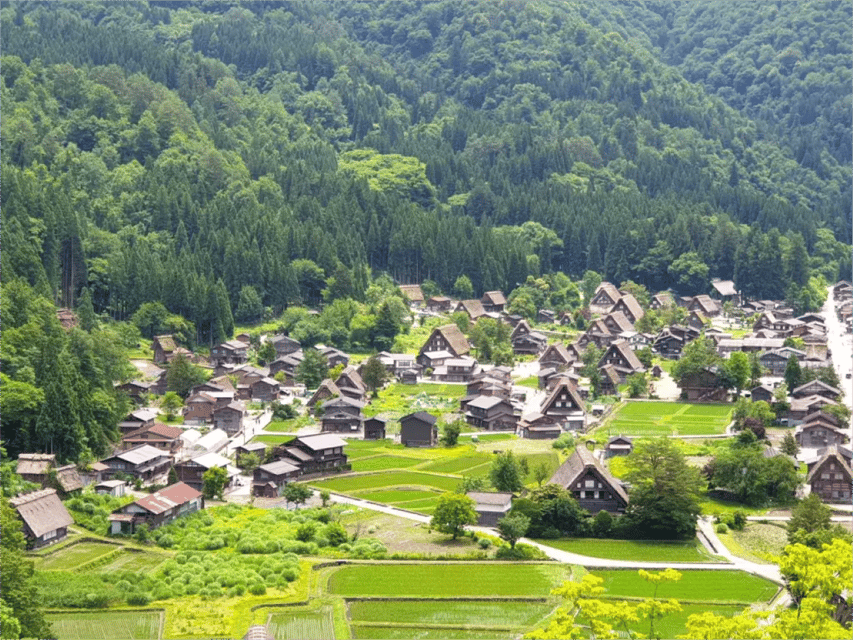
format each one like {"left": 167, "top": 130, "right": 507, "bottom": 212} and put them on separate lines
{"left": 45, "top": 610, "right": 162, "bottom": 640}
{"left": 606, "top": 401, "right": 732, "bottom": 436}
{"left": 267, "top": 606, "right": 335, "bottom": 640}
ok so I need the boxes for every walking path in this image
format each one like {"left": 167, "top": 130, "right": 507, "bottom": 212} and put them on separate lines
{"left": 325, "top": 492, "right": 787, "bottom": 586}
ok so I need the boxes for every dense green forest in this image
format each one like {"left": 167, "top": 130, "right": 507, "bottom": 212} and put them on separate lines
{"left": 1, "top": 1, "right": 850, "bottom": 462}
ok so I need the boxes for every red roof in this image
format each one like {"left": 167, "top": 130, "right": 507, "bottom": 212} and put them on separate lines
{"left": 133, "top": 482, "right": 202, "bottom": 515}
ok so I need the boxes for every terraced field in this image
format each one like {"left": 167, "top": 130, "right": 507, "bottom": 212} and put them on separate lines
{"left": 267, "top": 606, "right": 335, "bottom": 640}
{"left": 45, "top": 611, "right": 162, "bottom": 640}
{"left": 37, "top": 541, "right": 121, "bottom": 571}
{"left": 606, "top": 401, "right": 732, "bottom": 436}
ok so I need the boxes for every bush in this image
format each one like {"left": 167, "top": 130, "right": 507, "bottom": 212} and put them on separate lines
{"left": 716, "top": 523, "right": 728, "bottom": 534}
{"left": 296, "top": 522, "right": 317, "bottom": 542}
{"left": 249, "top": 582, "right": 267, "bottom": 596}
{"left": 495, "top": 543, "right": 545, "bottom": 560}
{"left": 552, "top": 433, "right": 575, "bottom": 450}
{"left": 127, "top": 592, "right": 152, "bottom": 606}
{"left": 478, "top": 538, "right": 492, "bottom": 549}
{"left": 731, "top": 510, "right": 747, "bottom": 531}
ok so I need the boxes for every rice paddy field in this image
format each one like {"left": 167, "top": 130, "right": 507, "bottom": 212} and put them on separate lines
{"left": 534, "top": 537, "right": 722, "bottom": 563}
{"left": 36, "top": 541, "right": 122, "bottom": 571}
{"left": 327, "top": 563, "right": 571, "bottom": 597}
{"left": 45, "top": 610, "right": 162, "bottom": 640}
{"left": 267, "top": 606, "right": 336, "bottom": 640}
{"left": 591, "top": 569, "right": 778, "bottom": 603}
{"left": 606, "top": 401, "right": 733, "bottom": 436}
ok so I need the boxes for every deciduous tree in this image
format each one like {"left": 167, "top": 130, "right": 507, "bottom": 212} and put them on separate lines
{"left": 431, "top": 493, "right": 477, "bottom": 540}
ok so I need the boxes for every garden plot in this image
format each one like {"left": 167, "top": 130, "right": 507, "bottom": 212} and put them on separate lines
{"left": 606, "top": 402, "right": 732, "bottom": 436}
{"left": 45, "top": 610, "right": 162, "bottom": 640}
{"left": 327, "top": 563, "right": 570, "bottom": 597}
{"left": 37, "top": 541, "right": 121, "bottom": 571}
{"left": 348, "top": 599, "right": 554, "bottom": 627}
{"left": 351, "top": 455, "right": 424, "bottom": 472}
{"left": 267, "top": 605, "right": 335, "bottom": 640}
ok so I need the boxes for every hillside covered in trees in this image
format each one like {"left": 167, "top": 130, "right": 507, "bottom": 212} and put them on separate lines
{"left": 1, "top": 1, "right": 851, "bottom": 461}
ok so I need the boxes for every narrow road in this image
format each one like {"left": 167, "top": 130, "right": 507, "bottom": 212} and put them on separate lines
{"left": 326, "top": 492, "right": 786, "bottom": 586}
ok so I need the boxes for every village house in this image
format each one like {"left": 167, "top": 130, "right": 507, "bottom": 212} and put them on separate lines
{"left": 209, "top": 340, "right": 249, "bottom": 368}
{"left": 609, "top": 294, "right": 644, "bottom": 325}
{"left": 15, "top": 453, "right": 57, "bottom": 486}
{"left": 400, "top": 412, "right": 439, "bottom": 447}
{"left": 589, "top": 282, "right": 622, "bottom": 313}
{"left": 252, "top": 460, "right": 300, "bottom": 498}
{"left": 686, "top": 310, "right": 707, "bottom": 332}
{"left": 183, "top": 392, "right": 217, "bottom": 424}
{"left": 213, "top": 402, "right": 245, "bottom": 436}
{"left": 539, "top": 343, "right": 576, "bottom": 371}
{"left": 601, "top": 311, "right": 635, "bottom": 335}
{"left": 320, "top": 346, "right": 349, "bottom": 368}
{"left": 116, "top": 380, "right": 154, "bottom": 404}
{"left": 426, "top": 296, "right": 453, "bottom": 312}
{"left": 788, "top": 395, "right": 838, "bottom": 424}
{"left": 269, "top": 352, "right": 304, "bottom": 378}
{"left": 270, "top": 334, "right": 301, "bottom": 358}
{"left": 152, "top": 335, "right": 179, "bottom": 364}
{"left": 678, "top": 367, "right": 727, "bottom": 402}
{"left": 418, "top": 324, "right": 471, "bottom": 368}
{"left": 118, "top": 408, "right": 159, "bottom": 437}
{"left": 598, "top": 365, "right": 621, "bottom": 397}
{"left": 101, "top": 444, "right": 172, "bottom": 482}
{"left": 760, "top": 348, "right": 805, "bottom": 377}
{"left": 519, "top": 412, "right": 563, "bottom": 439}
{"left": 791, "top": 380, "right": 841, "bottom": 401}
{"left": 308, "top": 379, "right": 342, "bottom": 409}
{"left": 465, "top": 395, "right": 518, "bottom": 431}
{"left": 549, "top": 446, "right": 629, "bottom": 514}
{"left": 10, "top": 489, "right": 74, "bottom": 549}
{"left": 749, "top": 384, "right": 775, "bottom": 404}
{"left": 188, "top": 428, "right": 229, "bottom": 456}
{"left": 276, "top": 434, "right": 348, "bottom": 474}
{"left": 363, "top": 417, "right": 387, "bottom": 440}
{"left": 109, "top": 482, "right": 203, "bottom": 535}
{"left": 95, "top": 479, "right": 127, "bottom": 497}
{"left": 454, "top": 299, "right": 487, "bottom": 321}
{"left": 320, "top": 396, "right": 364, "bottom": 433}
{"left": 710, "top": 279, "right": 739, "bottom": 305}
{"left": 433, "top": 356, "right": 480, "bottom": 383}
{"left": 335, "top": 365, "right": 368, "bottom": 401}
{"left": 174, "top": 452, "right": 238, "bottom": 493}
{"left": 234, "top": 442, "right": 268, "bottom": 467}
{"left": 687, "top": 295, "right": 721, "bottom": 318}
{"left": 650, "top": 291, "right": 674, "bottom": 310}
{"left": 481, "top": 290, "right": 507, "bottom": 313}
{"left": 467, "top": 492, "right": 514, "bottom": 527}
{"left": 717, "top": 337, "right": 785, "bottom": 357}
{"left": 399, "top": 284, "right": 425, "bottom": 307}
{"left": 795, "top": 421, "right": 849, "bottom": 449}
{"left": 605, "top": 435, "right": 634, "bottom": 458}
{"left": 250, "top": 377, "right": 280, "bottom": 402}
{"left": 597, "top": 340, "right": 645, "bottom": 383}
{"left": 540, "top": 380, "right": 586, "bottom": 432}
{"left": 805, "top": 448, "right": 852, "bottom": 503}
{"left": 53, "top": 464, "right": 84, "bottom": 497}
{"left": 122, "top": 422, "right": 184, "bottom": 456}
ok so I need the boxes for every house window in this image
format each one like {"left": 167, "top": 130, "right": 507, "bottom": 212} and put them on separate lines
{"left": 821, "top": 473, "right": 829, "bottom": 479}
{"left": 43, "top": 529, "right": 57, "bottom": 540}
{"left": 585, "top": 480, "right": 595, "bottom": 488}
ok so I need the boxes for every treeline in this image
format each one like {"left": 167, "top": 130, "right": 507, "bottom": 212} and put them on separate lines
{"left": 1, "top": 0, "right": 850, "bottom": 325}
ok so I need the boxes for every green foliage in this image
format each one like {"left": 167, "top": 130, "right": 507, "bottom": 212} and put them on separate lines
{"left": 166, "top": 353, "right": 209, "bottom": 399}
{"left": 202, "top": 466, "right": 228, "bottom": 501}
{"left": 430, "top": 493, "right": 478, "bottom": 540}
{"left": 440, "top": 418, "right": 463, "bottom": 447}
{"left": 295, "top": 349, "right": 328, "bottom": 389}
{"left": 489, "top": 451, "right": 525, "bottom": 493}
{"left": 705, "top": 438, "right": 800, "bottom": 507}
{"left": 496, "top": 514, "right": 530, "bottom": 549}
{"left": 283, "top": 483, "right": 312, "bottom": 506}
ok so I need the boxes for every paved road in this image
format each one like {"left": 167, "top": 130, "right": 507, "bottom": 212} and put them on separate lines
{"left": 822, "top": 286, "right": 852, "bottom": 420}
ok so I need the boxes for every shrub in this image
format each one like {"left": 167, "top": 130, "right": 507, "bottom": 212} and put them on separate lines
{"left": 716, "top": 523, "right": 728, "bottom": 534}
{"left": 249, "top": 582, "right": 267, "bottom": 596}
{"left": 552, "top": 433, "right": 575, "bottom": 450}
{"left": 731, "top": 510, "right": 747, "bottom": 531}
{"left": 127, "top": 592, "right": 152, "bottom": 606}
{"left": 478, "top": 538, "right": 492, "bottom": 549}
{"left": 296, "top": 522, "right": 317, "bottom": 542}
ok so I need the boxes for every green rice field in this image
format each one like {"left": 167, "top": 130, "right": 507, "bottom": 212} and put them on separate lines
{"left": 352, "top": 627, "right": 510, "bottom": 639}
{"left": 347, "top": 600, "right": 554, "bottom": 627}
{"left": 351, "top": 455, "right": 424, "bottom": 472}
{"left": 591, "top": 569, "right": 778, "bottom": 603}
{"left": 418, "top": 454, "right": 492, "bottom": 475}
{"left": 578, "top": 603, "right": 745, "bottom": 639}
{"left": 310, "top": 471, "right": 461, "bottom": 494}
{"left": 37, "top": 541, "right": 121, "bottom": 571}
{"left": 45, "top": 610, "right": 162, "bottom": 640}
{"left": 535, "top": 538, "right": 721, "bottom": 563}
{"left": 267, "top": 606, "right": 335, "bottom": 640}
{"left": 328, "top": 564, "right": 570, "bottom": 597}
{"left": 96, "top": 549, "right": 169, "bottom": 574}
{"left": 607, "top": 401, "right": 732, "bottom": 436}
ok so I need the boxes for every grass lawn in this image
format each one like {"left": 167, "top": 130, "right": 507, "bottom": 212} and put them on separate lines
{"left": 37, "top": 541, "right": 121, "bottom": 571}
{"left": 251, "top": 434, "right": 296, "bottom": 444}
{"left": 717, "top": 523, "right": 788, "bottom": 565}
{"left": 45, "top": 610, "right": 162, "bottom": 640}
{"left": 535, "top": 538, "right": 721, "bottom": 563}
{"left": 699, "top": 495, "right": 770, "bottom": 517}
{"left": 591, "top": 569, "right": 778, "bottom": 603}
{"left": 311, "top": 470, "right": 462, "bottom": 494}
{"left": 265, "top": 416, "right": 314, "bottom": 432}
{"left": 515, "top": 375, "right": 539, "bottom": 389}
{"left": 606, "top": 401, "right": 732, "bottom": 436}
{"left": 328, "top": 564, "right": 571, "bottom": 597}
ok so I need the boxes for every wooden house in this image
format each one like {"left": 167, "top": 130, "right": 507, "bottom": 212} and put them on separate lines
{"left": 270, "top": 335, "right": 301, "bottom": 358}
{"left": 95, "top": 479, "right": 126, "bottom": 497}
{"left": 109, "top": 482, "right": 203, "bottom": 535}
{"left": 467, "top": 492, "right": 514, "bottom": 527}
{"left": 426, "top": 296, "right": 453, "bottom": 312}
{"left": 118, "top": 408, "right": 159, "bottom": 437}
{"left": 101, "top": 445, "right": 172, "bottom": 482}
{"left": 602, "top": 311, "right": 635, "bottom": 335}
{"left": 605, "top": 435, "right": 633, "bottom": 458}
{"left": 795, "top": 422, "right": 849, "bottom": 449}
{"left": 122, "top": 422, "right": 184, "bottom": 455}
{"left": 598, "top": 365, "right": 621, "bottom": 396}
{"left": 400, "top": 412, "right": 438, "bottom": 447}
{"left": 540, "top": 380, "right": 586, "bottom": 431}
{"left": 213, "top": 402, "right": 245, "bottom": 436}
{"left": 677, "top": 367, "right": 727, "bottom": 402}
{"left": 519, "top": 412, "right": 563, "bottom": 439}
{"left": 10, "top": 489, "right": 74, "bottom": 549}
{"left": 277, "top": 434, "right": 348, "bottom": 474}
{"left": 539, "top": 343, "right": 576, "bottom": 371}
{"left": 481, "top": 291, "right": 507, "bottom": 313}
{"left": 597, "top": 340, "right": 644, "bottom": 383}
{"left": 210, "top": 340, "right": 249, "bottom": 368}
{"left": 320, "top": 347, "right": 349, "bottom": 368}
{"left": 183, "top": 392, "right": 217, "bottom": 424}
{"left": 791, "top": 380, "right": 841, "bottom": 401}
{"left": 15, "top": 453, "right": 56, "bottom": 486}
{"left": 320, "top": 397, "right": 364, "bottom": 433}
{"left": 335, "top": 366, "right": 368, "bottom": 401}
{"left": 806, "top": 450, "right": 852, "bottom": 504}
{"left": 174, "top": 452, "right": 236, "bottom": 493}
{"left": 650, "top": 291, "right": 674, "bottom": 310}
{"left": 760, "top": 349, "right": 803, "bottom": 376}
{"left": 710, "top": 279, "right": 739, "bottom": 304}
{"left": 364, "top": 417, "right": 387, "bottom": 440}
{"left": 307, "top": 379, "right": 341, "bottom": 409}
{"left": 537, "top": 309, "right": 556, "bottom": 324}
{"left": 116, "top": 380, "right": 154, "bottom": 404}
{"left": 465, "top": 396, "right": 517, "bottom": 431}
{"left": 687, "top": 295, "right": 721, "bottom": 318}
{"left": 455, "top": 299, "right": 487, "bottom": 321}
{"left": 234, "top": 442, "right": 268, "bottom": 467}
{"left": 750, "top": 384, "right": 775, "bottom": 404}
{"left": 152, "top": 335, "right": 178, "bottom": 364}
{"left": 549, "top": 446, "right": 629, "bottom": 514}
{"left": 686, "top": 311, "right": 707, "bottom": 332}
{"left": 250, "top": 377, "right": 280, "bottom": 402}
{"left": 609, "top": 294, "right": 644, "bottom": 325}
{"left": 589, "top": 282, "right": 622, "bottom": 313}
{"left": 400, "top": 284, "right": 425, "bottom": 306}
{"left": 433, "top": 356, "right": 480, "bottom": 382}
{"left": 418, "top": 324, "right": 470, "bottom": 367}
{"left": 252, "top": 460, "right": 300, "bottom": 498}
{"left": 788, "top": 395, "right": 838, "bottom": 424}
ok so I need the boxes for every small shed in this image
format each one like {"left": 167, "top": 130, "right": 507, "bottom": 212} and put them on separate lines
{"left": 95, "top": 479, "right": 127, "bottom": 497}
{"left": 467, "top": 492, "right": 514, "bottom": 527}
{"left": 605, "top": 435, "right": 634, "bottom": 458}
{"left": 364, "top": 417, "right": 387, "bottom": 440}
